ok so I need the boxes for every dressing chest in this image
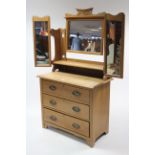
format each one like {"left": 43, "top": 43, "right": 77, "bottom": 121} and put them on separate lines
{"left": 33, "top": 8, "right": 125, "bottom": 147}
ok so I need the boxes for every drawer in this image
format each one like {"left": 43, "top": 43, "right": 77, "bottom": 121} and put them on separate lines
{"left": 42, "top": 94, "right": 89, "bottom": 120}
{"left": 43, "top": 108, "right": 89, "bottom": 137}
{"left": 42, "top": 80, "right": 63, "bottom": 97}
{"left": 63, "top": 85, "right": 90, "bottom": 104}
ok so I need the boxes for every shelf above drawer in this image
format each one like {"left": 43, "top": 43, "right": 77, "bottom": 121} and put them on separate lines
{"left": 53, "top": 60, "right": 104, "bottom": 71}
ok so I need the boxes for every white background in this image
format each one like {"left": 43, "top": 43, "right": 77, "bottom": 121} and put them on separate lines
{"left": 0, "top": 0, "right": 155, "bottom": 155}
{"left": 26, "top": 0, "right": 129, "bottom": 155}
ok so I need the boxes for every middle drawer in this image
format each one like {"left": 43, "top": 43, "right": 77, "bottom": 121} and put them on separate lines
{"left": 42, "top": 94, "right": 89, "bottom": 121}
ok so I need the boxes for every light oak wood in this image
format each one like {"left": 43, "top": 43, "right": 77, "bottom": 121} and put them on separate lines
{"left": 37, "top": 8, "right": 125, "bottom": 147}
{"left": 92, "top": 83, "right": 110, "bottom": 139}
{"left": 67, "top": 50, "right": 102, "bottom": 55}
{"left": 63, "top": 85, "right": 90, "bottom": 104}
{"left": 51, "top": 28, "right": 66, "bottom": 62}
{"left": 84, "top": 83, "right": 110, "bottom": 147}
{"left": 43, "top": 108, "right": 89, "bottom": 137}
{"left": 53, "top": 58, "right": 104, "bottom": 78}
{"left": 106, "top": 13, "right": 125, "bottom": 21}
{"left": 51, "top": 29, "right": 62, "bottom": 62}
{"left": 60, "top": 29, "right": 66, "bottom": 56}
{"left": 40, "top": 79, "right": 46, "bottom": 128}
{"left": 65, "top": 58, "right": 103, "bottom": 65}
{"left": 44, "top": 121, "right": 89, "bottom": 140}
{"left": 38, "top": 72, "right": 109, "bottom": 89}
{"left": 53, "top": 59, "right": 104, "bottom": 71}
{"left": 42, "top": 80, "right": 63, "bottom": 97}
{"left": 65, "top": 9, "right": 106, "bottom": 19}
{"left": 65, "top": 15, "right": 105, "bottom": 19}
{"left": 39, "top": 71, "right": 111, "bottom": 147}
{"left": 42, "top": 94, "right": 90, "bottom": 121}
{"left": 76, "top": 8, "right": 93, "bottom": 15}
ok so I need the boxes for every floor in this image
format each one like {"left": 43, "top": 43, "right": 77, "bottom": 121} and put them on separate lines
{"left": 26, "top": 82, "right": 128, "bottom": 155}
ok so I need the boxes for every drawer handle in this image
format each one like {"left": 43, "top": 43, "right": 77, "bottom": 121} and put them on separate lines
{"left": 49, "top": 100, "right": 57, "bottom": 106}
{"left": 72, "top": 90, "right": 81, "bottom": 97}
{"left": 72, "top": 123, "right": 80, "bottom": 129}
{"left": 49, "top": 85, "right": 56, "bottom": 91}
{"left": 72, "top": 106, "right": 80, "bottom": 112}
{"left": 49, "top": 115, "right": 57, "bottom": 121}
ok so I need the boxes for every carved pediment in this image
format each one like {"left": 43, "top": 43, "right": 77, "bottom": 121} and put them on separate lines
{"left": 65, "top": 8, "right": 106, "bottom": 18}
{"left": 76, "top": 8, "right": 93, "bottom": 15}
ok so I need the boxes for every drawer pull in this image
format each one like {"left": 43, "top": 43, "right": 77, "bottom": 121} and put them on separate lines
{"left": 72, "top": 90, "right": 81, "bottom": 97}
{"left": 72, "top": 123, "right": 80, "bottom": 129}
{"left": 49, "top": 115, "right": 57, "bottom": 121}
{"left": 72, "top": 106, "right": 80, "bottom": 112}
{"left": 49, "top": 100, "right": 57, "bottom": 106}
{"left": 49, "top": 85, "right": 56, "bottom": 91}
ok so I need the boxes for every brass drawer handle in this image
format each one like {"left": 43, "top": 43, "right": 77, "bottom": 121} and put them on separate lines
{"left": 72, "top": 90, "right": 81, "bottom": 97}
{"left": 72, "top": 106, "right": 80, "bottom": 112}
{"left": 49, "top": 85, "right": 56, "bottom": 91}
{"left": 49, "top": 115, "right": 57, "bottom": 121}
{"left": 49, "top": 100, "right": 57, "bottom": 106}
{"left": 72, "top": 123, "right": 80, "bottom": 129}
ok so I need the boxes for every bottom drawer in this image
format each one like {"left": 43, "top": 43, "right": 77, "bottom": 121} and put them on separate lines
{"left": 43, "top": 108, "right": 89, "bottom": 137}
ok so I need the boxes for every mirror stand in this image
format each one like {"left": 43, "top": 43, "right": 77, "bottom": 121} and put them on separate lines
{"left": 35, "top": 8, "right": 125, "bottom": 147}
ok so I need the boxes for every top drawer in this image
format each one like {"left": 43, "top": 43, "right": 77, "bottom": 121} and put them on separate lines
{"left": 63, "top": 85, "right": 89, "bottom": 104}
{"left": 42, "top": 80, "right": 63, "bottom": 97}
{"left": 42, "top": 79, "right": 90, "bottom": 104}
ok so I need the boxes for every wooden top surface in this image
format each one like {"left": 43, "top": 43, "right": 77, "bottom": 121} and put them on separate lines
{"left": 53, "top": 60, "right": 104, "bottom": 71}
{"left": 38, "top": 72, "right": 111, "bottom": 89}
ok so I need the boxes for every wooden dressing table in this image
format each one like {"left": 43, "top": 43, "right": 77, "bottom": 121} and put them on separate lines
{"left": 33, "top": 8, "right": 125, "bottom": 147}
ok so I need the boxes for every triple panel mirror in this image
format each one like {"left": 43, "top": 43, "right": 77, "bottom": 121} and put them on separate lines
{"left": 33, "top": 16, "right": 51, "bottom": 66}
{"left": 32, "top": 13, "right": 124, "bottom": 78}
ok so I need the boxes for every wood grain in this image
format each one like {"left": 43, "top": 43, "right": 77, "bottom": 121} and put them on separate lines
{"left": 38, "top": 72, "right": 108, "bottom": 89}
{"left": 39, "top": 72, "right": 111, "bottom": 147}
{"left": 42, "top": 79, "right": 63, "bottom": 97}
{"left": 53, "top": 59, "right": 104, "bottom": 71}
{"left": 43, "top": 108, "right": 89, "bottom": 137}
{"left": 63, "top": 85, "right": 90, "bottom": 104}
{"left": 42, "top": 94, "right": 90, "bottom": 121}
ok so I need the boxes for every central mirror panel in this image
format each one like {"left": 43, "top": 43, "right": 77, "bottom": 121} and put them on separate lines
{"left": 67, "top": 20, "right": 103, "bottom": 55}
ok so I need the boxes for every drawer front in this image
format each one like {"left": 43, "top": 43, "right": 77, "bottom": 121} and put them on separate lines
{"left": 63, "top": 85, "right": 90, "bottom": 104}
{"left": 42, "top": 94, "right": 89, "bottom": 120}
{"left": 43, "top": 108, "right": 89, "bottom": 137}
{"left": 42, "top": 80, "right": 63, "bottom": 97}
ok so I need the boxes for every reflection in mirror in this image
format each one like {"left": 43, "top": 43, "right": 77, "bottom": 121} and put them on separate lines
{"left": 106, "top": 21, "right": 122, "bottom": 77}
{"left": 34, "top": 21, "right": 49, "bottom": 65}
{"left": 68, "top": 20, "right": 103, "bottom": 54}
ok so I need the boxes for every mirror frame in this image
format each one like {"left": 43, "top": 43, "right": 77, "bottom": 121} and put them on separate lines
{"left": 32, "top": 16, "right": 51, "bottom": 67}
{"left": 65, "top": 16, "right": 105, "bottom": 55}
{"left": 104, "top": 13, "right": 125, "bottom": 78}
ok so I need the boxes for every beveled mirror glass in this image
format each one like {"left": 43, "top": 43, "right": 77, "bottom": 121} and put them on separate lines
{"left": 33, "top": 16, "right": 51, "bottom": 66}
{"left": 67, "top": 20, "right": 103, "bottom": 55}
